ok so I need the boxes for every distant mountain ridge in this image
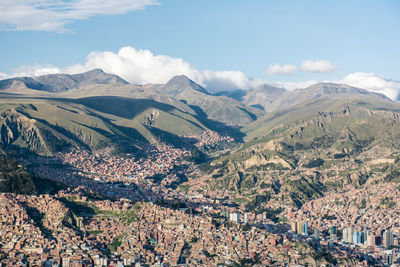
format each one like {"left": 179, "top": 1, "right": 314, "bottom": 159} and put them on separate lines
{"left": 0, "top": 69, "right": 128, "bottom": 92}
{"left": 291, "top": 82, "right": 389, "bottom": 101}
{"left": 0, "top": 70, "right": 393, "bottom": 129}
{"left": 0, "top": 71, "right": 264, "bottom": 127}
{"left": 244, "top": 82, "right": 391, "bottom": 112}
{"left": 213, "top": 82, "right": 390, "bottom": 113}
{"left": 239, "top": 84, "right": 287, "bottom": 110}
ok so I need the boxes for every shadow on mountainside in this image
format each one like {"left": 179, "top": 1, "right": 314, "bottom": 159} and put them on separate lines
{"left": 75, "top": 96, "right": 177, "bottom": 120}
{"left": 143, "top": 125, "right": 198, "bottom": 149}
{"left": 188, "top": 104, "right": 245, "bottom": 142}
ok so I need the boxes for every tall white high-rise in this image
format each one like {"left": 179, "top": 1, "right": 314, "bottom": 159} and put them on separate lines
{"left": 343, "top": 227, "right": 355, "bottom": 243}
{"left": 383, "top": 231, "right": 394, "bottom": 248}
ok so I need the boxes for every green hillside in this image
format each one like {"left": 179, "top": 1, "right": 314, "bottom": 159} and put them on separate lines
{"left": 158, "top": 75, "right": 264, "bottom": 127}
{"left": 0, "top": 154, "right": 65, "bottom": 194}
{"left": 0, "top": 155, "right": 37, "bottom": 194}
{"left": 243, "top": 95, "right": 400, "bottom": 141}
{"left": 195, "top": 96, "right": 400, "bottom": 209}
{"left": 175, "top": 88, "right": 263, "bottom": 127}
{"left": 1, "top": 71, "right": 265, "bottom": 129}
{"left": 0, "top": 95, "right": 209, "bottom": 155}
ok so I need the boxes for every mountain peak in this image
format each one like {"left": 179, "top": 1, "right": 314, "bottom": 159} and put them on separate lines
{"left": 162, "top": 75, "right": 207, "bottom": 96}
{"left": 165, "top": 75, "right": 199, "bottom": 88}
{"left": 168, "top": 74, "right": 191, "bottom": 82}
{"left": 82, "top": 68, "right": 105, "bottom": 75}
{"left": 70, "top": 69, "right": 128, "bottom": 85}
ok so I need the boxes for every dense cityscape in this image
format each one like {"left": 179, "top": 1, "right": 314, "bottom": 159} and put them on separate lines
{"left": 1, "top": 129, "right": 400, "bottom": 266}
{"left": 1, "top": 1, "right": 400, "bottom": 266}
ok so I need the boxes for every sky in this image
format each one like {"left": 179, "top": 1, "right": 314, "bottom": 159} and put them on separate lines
{"left": 0, "top": 0, "right": 400, "bottom": 98}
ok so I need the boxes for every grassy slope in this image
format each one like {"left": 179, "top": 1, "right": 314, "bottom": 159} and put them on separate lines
{"left": 243, "top": 95, "right": 400, "bottom": 141}
{"left": 197, "top": 96, "right": 400, "bottom": 209}
{"left": 0, "top": 155, "right": 37, "bottom": 194}
{"left": 0, "top": 95, "right": 208, "bottom": 155}
{"left": 175, "top": 89, "right": 264, "bottom": 127}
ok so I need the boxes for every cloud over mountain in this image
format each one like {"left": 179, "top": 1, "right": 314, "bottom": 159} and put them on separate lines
{"left": 272, "top": 73, "right": 400, "bottom": 101}
{"left": 67, "top": 47, "right": 204, "bottom": 85}
{"left": 340, "top": 72, "right": 400, "bottom": 101}
{"left": 1, "top": 46, "right": 399, "bottom": 100}
{"left": 0, "top": 0, "right": 159, "bottom": 32}
{"left": 3, "top": 46, "right": 263, "bottom": 91}
{"left": 202, "top": 70, "right": 264, "bottom": 92}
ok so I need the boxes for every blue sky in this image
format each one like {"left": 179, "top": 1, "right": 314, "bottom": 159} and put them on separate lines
{"left": 0, "top": 0, "right": 399, "bottom": 96}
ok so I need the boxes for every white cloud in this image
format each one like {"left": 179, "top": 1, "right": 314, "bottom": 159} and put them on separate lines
{"left": 269, "top": 80, "right": 318, "bottom": 91}
{"left": 266, "top": 64, "right": 298, "bottom": 75}
{"left": 0, "top": 63, "right": 63, "bottom": 80}
{"left": 0, "top": 72, "right": 8, "bottom": 80}
{"left": 202, "top": 70, "right": 264, "bottom": 92}
{"left": 0, "top": 0, "right": 159, "bottom": 32}
{"left": 67, "top": 47, "right": 204, "bottom": 85}
{"left": 340, "top": 72, "right": 400, "bottom": 100}
{"left": 11, "top": 63, "right": 62, "bottom": 77}
{"left": 1, "top": 46, "right": 264, "bottom": 91}
{"left": 300, "top": 60, "right": 337, "bottom": 73}
{"left": 266, "top": 60, "right": 338, "bottom": 75}
{"left": 71, "top": 47, "right": 264, "bottom": 91}
{"left": 2, "top": 47, "right": 399, "bottom": 100}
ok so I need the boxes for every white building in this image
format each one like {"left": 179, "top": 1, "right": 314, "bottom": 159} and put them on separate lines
{"left": 244, "top": 212, "right": 249, "bottom": 224}
{"left": 229, "top": 212, "right": 240, "bottom": 223}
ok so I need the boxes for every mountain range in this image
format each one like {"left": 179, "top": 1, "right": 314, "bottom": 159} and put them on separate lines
{"left": 0, "top": 69, "right": 396, "bottom": 154}
{"left": 1, "top": 68, "right": 400, "bottom": 210}
{"left": 0, "top": 69, "right": 128, "bottom": 93}
{"left": 1, "top": 69, "right": 391, "bottom": 125}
